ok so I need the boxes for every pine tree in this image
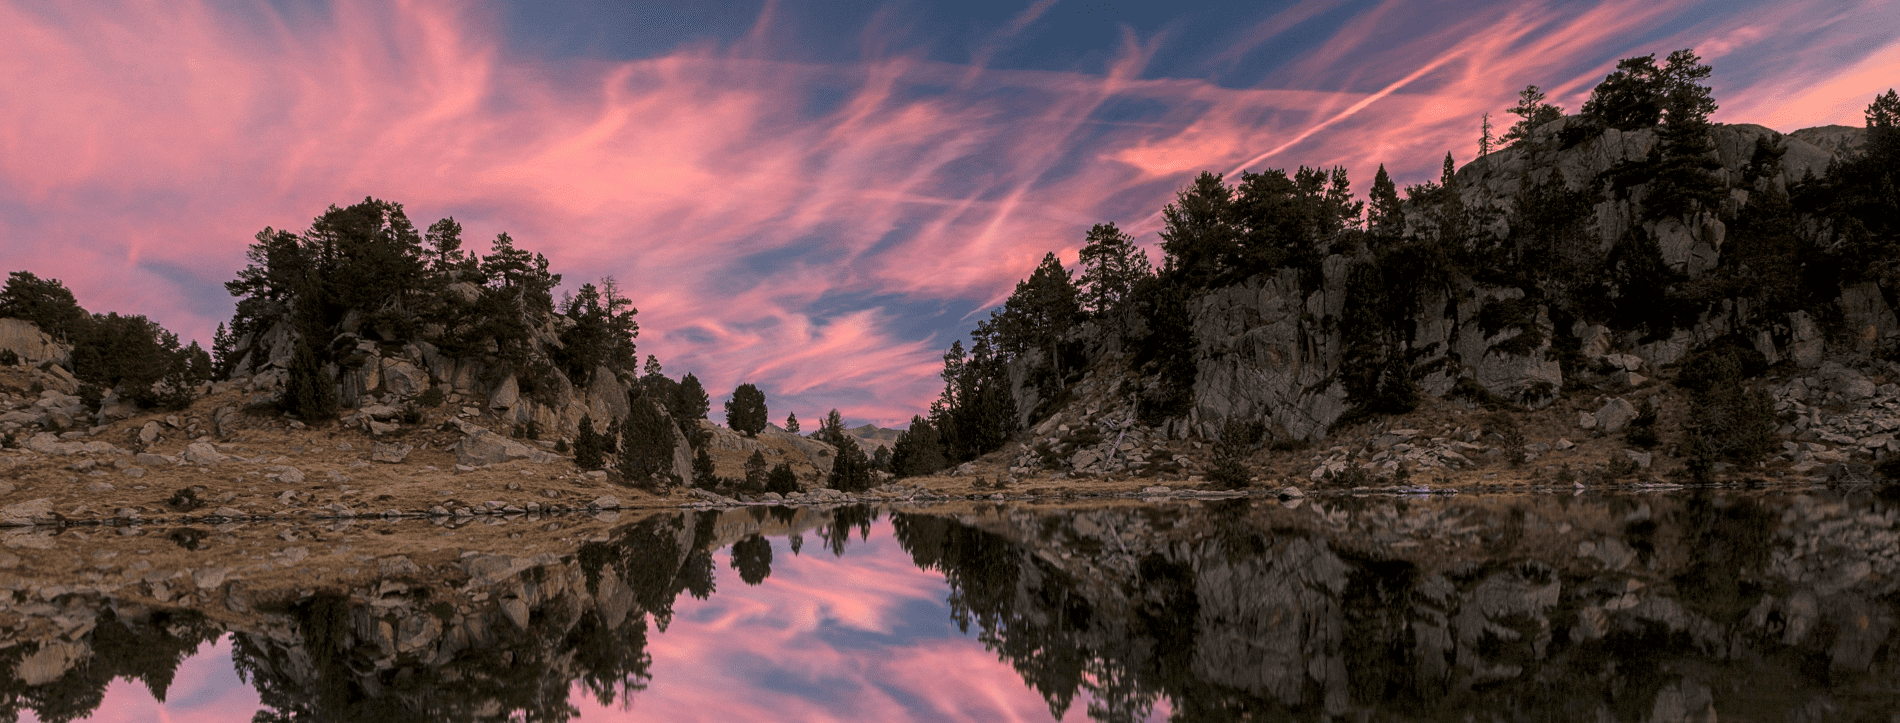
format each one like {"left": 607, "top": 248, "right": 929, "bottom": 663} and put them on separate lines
{"left": 574, "top": 414, "right": 608, "bottom": 470}
{"left": 1077, "top": 222, "right": 1153, "bottom": 317}
{"left": 1583, "top": 54, "right": 1665, "bottom": 130}
{"left": 618, "top": 401, "right": 678, "bottom": 487}
{"left": 210, "top": 322, "right": 236, "bottom": 379}
{"left": 743, "top": 450, "right": 768, "bottom": 493}
{"left": 766, "top": 462, "right": 798, "bottom": 495}
{"left": 1479, "top": 113, "right": 1495, "bottom": 156}
{"left": 280, "top": 336, "right": 337, "bottom": 420}
{"left": 730, "top": 535, "right": 773, "bottom": 586}
{"left": 784, "top": 412, "right": 800, "bottom": 434}
{"left": 815, "top": 409, "right": 848, "bottom": 449}
{"left": 693, "top": 446, "right": 715, "bottom": 487}
{"left": 1502, "top": 85, "right": 1565, "bottom": 145}
{"left": 1367, "top": 165, "right": 1403, "bottom": 240}
{"left": 725, "top": 383, "right": 768, "bottom": 436}
{"left": 826, "top": 436, "right": 873, "bottom": 492}
{"left": 890, "top": 415, "right": 946, "bottom": 477}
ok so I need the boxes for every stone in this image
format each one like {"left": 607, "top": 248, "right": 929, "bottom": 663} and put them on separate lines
{"left": 1594, "top": 398, "right": 1637, "bottom": 433}
{"left": 182, "top": 442, "right": 227, "bottom": 465}
{"left": 591, "top": 496, "right": 620, "bottom": 509}
{"left": 84, "top": 481, "right": 114, "bottom": 493}
{"left": 489, "top": 375, "right": 520, "bottom": 410}
{"left": 1555, "top": 438, "right": 1575, "bottom": 450}
{"left": 371, "top": 442, "right": 413, "bottom": 464}
{"left": 1789, "top": 311, "right": 1825, "bottom": 368}
{"left": 381, "top": 359, "right": 430, "bottom": 398}
{"left": 1624, "top": 449, "right": 1653, "bottom": 470}
{"left": 1577, "top": 412, "right": 1596, "bottom": 430}
{"left": 359, "top": 404, "right": 401, "bottom": 420}
{"left": 453, "top": 430, "right": 552, "bottom": 466}
{"left": 138, "top": 421, "right": 161, "bottom": 445}
{"left": 122, "top": 467, "right": 146, "bottom": 478}
{"left": 1, "top": 499, "right": 55, "bottom": 526}
{"left": 276, "top": 467, "right": 305, "bottom": 484}
{"left": 136, "top": 452, "right": 173, "bottom": 466}
{"left": 15, "top": 640, "right": 83, "bottom": 686}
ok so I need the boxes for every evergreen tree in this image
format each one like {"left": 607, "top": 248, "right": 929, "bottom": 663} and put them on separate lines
{"left": 826, "top": 436, "right": 873, "bottom": 492}
{"left": 784, "top": 412, "right": 800, "bottom": 434}
{"left": 1157, "top": 172, "right": 1238, "bottom": 288}
{"left": 743, "top": 450, "right": 769, "bottom": 493}
{"left": 871, "top": 446, "right": 892, "bottom": 474}
{"left": 0, "top": 270, "right": 87, "bottom": 341}
{"left": 1479, "top": 112, "right": 1495, "bottom": 156}
{"left": 1502, "top": 85, "right": 1565, "bottom": 145}
{"left": 890, "top": 415, "right": 946, "bottom": 477}
{"left": 210, "top": 322, "right": 236, "bottom": 379}
{"left": 765, "top": 462, "right": 798, "bottom": 495}
{"left": 1076, "top": 223, "right": 1153, "bottom": 317}
{"left": 280, "top": 336, "right": 337, "bottom": 420}
{"left": 573, "top": 414, "right": 612, "bottom": 471}
{"left": 692, "top": 446, "right": 716, "bottom": 486}
{"left": 1583, "top": 54, "right": 1665, "bottom": 130}
{"left": 1367, "top": 165, "right": 1403, "bottom": 241}
{"left": 725, "top": 383, "right": 768, "bottom": 436}
{"left": 424, "top": 217, "right": 466, "bottom": 272}
{"left": 730, "top": 535, "right": 773, "bottom": 586}
{"left": 1207, "top": 419, "right": 1258, "bottom": 489}
{"left": 815, "top": 409, "right": 848, "bottom": 449}
{"left": 618, "top": 401, "right": 678, "bottom": 488}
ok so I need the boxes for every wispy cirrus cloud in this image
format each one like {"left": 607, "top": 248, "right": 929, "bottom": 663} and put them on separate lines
{"left": 0, "top": 0, "right": 1892, "bottom": 425}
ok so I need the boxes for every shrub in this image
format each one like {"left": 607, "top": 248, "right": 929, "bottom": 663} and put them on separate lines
{"left": 166, "top": 487, "right": 205, "bottom": 512}
{"left": 1207, "top": 419, "right": 1261, "bottom": 489}
{"left": 1624, "top": 398, "right": 1661, "bottom": 449}
{"left": 766, "top": 462, "right": 798, "bottom": 495}
{"left": 279, "top": 336, "right": 337, "bottom": 421}
{"left": 417, "top": 387, "right": 445, "bottom": 408}
{"left": 554, "top": 437, "right": 569, "bottom": 454}
{"left": 0, "top": 349, "right": 17, "bottom": 366}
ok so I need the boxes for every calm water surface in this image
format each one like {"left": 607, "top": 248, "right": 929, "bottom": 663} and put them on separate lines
{"left": 8, "top": 489, "right": 1900, "bottom": 721}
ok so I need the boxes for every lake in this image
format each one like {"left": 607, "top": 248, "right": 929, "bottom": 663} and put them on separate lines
{"left": 5, "top": 488, "right": 1900, "bottom": 721}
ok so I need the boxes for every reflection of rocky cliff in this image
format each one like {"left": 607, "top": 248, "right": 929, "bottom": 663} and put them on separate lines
{"left": 0, "top": 506, "right": 842, "bottom": 723}
{"left": 895, "top": 492, "right": 1900, "bottom": 722}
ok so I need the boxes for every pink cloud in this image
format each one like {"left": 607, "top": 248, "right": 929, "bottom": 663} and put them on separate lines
{"left": 0, "top": 0, "right": 1892, "bottom": 425}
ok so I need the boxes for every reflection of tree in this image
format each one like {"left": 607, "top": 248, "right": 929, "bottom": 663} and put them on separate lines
{"left": 819, "top": 505, "right": 876, "bottom": 557}
{"left": 233, "top": 588, "right": 652, "bottom": 723}
{"left": 0, "top": 609, "right": 218, "bottom": 723}
{"left": 894, "top": 502, "right": 1900, "bottom": 722}
{"left": 730, "top": 535, "right": 774, "bottom": 586}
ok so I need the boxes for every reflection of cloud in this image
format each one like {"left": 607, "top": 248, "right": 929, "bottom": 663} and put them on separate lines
{"left": 0, "top": 0, "right": 1893, "bottom": 425}
{"left": 621, "top": 528, "right": 1089, "bottom": 721}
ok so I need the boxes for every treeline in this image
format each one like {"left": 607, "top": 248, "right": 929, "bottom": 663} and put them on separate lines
{"left": 0, "top": 271, "right": 211, "bottom": 410}
{"left": 224, "top": 198, "right": 641, "bottom": 419}
{"left": 902, "top": 48, "right": 1900, "bottom": 476}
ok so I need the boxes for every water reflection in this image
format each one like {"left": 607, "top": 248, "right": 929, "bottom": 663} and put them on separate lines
{"left": 5, "top": 491, "right": 1900, "bottom": 721}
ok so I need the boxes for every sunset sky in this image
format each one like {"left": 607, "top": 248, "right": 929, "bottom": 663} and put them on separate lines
{"left": 0, "top": 0, "right": 1895, "bottom": 426}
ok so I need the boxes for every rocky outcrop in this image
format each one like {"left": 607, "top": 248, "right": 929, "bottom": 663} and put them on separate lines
{"left": 1029, "top": 120, "right": 1888, "bottom": 445}
{"left": 0, "top": 319, "right": 70, "bottom": 368}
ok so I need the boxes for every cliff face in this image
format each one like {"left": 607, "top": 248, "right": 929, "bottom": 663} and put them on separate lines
{"left": 1035, "top": 121, "right": 1880, "bottom": 443}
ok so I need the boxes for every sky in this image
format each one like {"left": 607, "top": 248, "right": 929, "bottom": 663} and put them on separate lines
{"left": 0, "top": 0, "right": 1895, "bottom": 427}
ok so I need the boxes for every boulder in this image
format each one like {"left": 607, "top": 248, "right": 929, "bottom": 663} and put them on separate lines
{"left": 489, "top": 375, "right": 520, "bottom": 410}
{"left": 371, "top": 442, "right": 414, "bottom": 463}
{"left": 183, "top": 442, "right": 227, "bottom": 465}
{"left": 382, "top": 359, "right": 429, "bottom": 398}
{"left": 453, "top": 429, "right": 552, "bottom": 466}
{"left": 1594, "top": 398, "right": 1637, "bottom": 433}
{"left": 138, "top": 421, "right": 161, "bottom": 445}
